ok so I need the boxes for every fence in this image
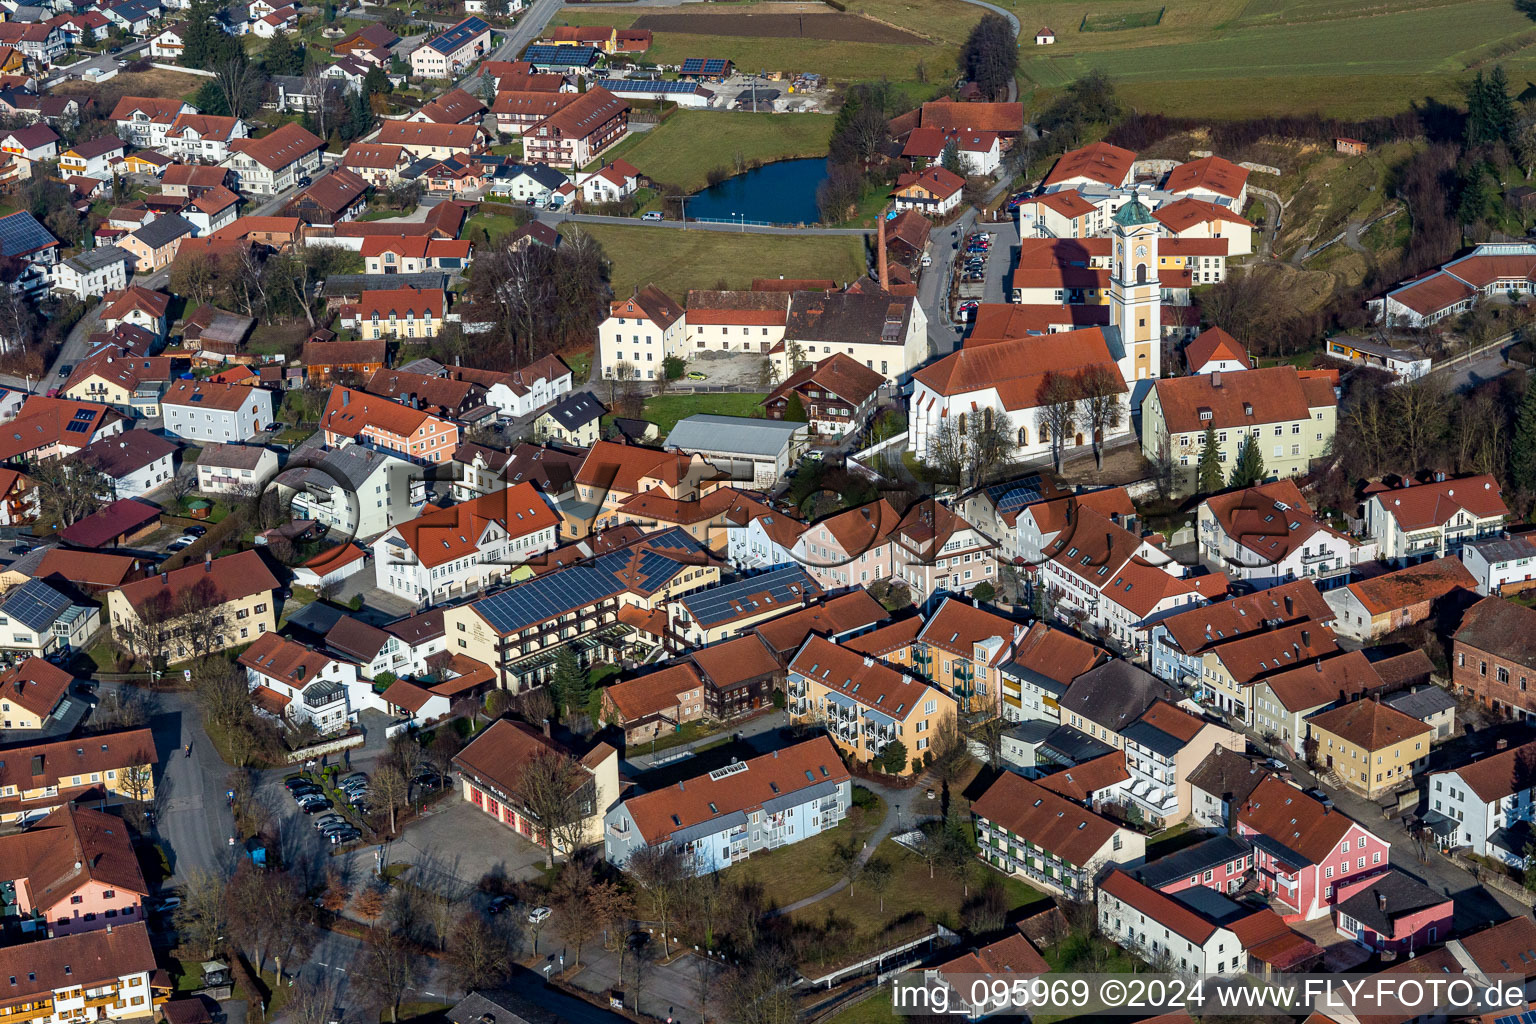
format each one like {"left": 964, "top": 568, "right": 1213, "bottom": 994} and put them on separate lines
{"left": 149, "top": 62, "right": 216, "bottom": 78}
{"left": 798, "top": 925, "right": 960, "bottom": 989}
{"left": 691, "top": 216, "right": 779, "bottom": 227}
{"left": 283, "top": 730, "right": 365, "bottom": 764}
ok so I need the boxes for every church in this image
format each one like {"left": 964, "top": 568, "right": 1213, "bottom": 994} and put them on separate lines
{"left": 906, "top": 200, "right": 1161, "bottom": 467}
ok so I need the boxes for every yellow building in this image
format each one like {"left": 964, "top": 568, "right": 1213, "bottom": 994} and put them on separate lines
{"left": 787, "top": 633, "right": 956, "bottom": 775}
{"left": 1306, "top": 698, "right": 1430, "bottom": 799}
{"left": 532, "top": 392, "right": 604, "bottom": 448}
{"left": 910, "top": 597, "right": 1024, "bottom": 718}
{"left": 105, "top": 550, "right": 279, "bottom": 663}
{"left": 0, "top": 728, "right": 156, "bottom": 826}
{"left": 0, "top": 657, "right": 72, "bottom": 730}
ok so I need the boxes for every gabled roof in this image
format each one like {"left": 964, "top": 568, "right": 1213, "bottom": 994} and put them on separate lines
{"left": 0, "top": 921, "right": 152, "bottom": 1001}
{"left": 971, "top": 771, "right": 1122, "bottom": 866}
{"left": 764, "top": 352, "right": 884, "bottom": 409}
{"left": 162, "top": 379, "right": 265, "bottom": 413}
{"left": 374, "top": 119, "right": 485, "bottom": 150}
{"left": 1099, "top": 869, "right": 1220, "bottom": 944}
{"left": 0, "top": 727, "right": 156, "bottom": 793}
{"left": 1152, "top": 196, "right": 1255, "bottom": 233}
{"left": 1309, "top": 697, "right": 1430, "bottom": 752}
{"left": 237, "top": 631, "right": 334, "bottom": 689}
{"left": 1042, "top": 141, "right": 1135, "bottom": 187}
{"left": 1454, "top": 595, "right": 1536, "bottom": 668}
{"left": 117, "top": 549, "right": 278, "bottom": 607}
{"left": 1184, "top": 326, "right": 1251, "bottom": 370}
{"left": 912, "top": 327, "right": 1121, "bottom": 409}
{"left": 1034, "top": 750, "right": 1128, "bottom": 801}
{"left": 604, "top": 661, "right": 702, "bottom": 721}
{"left": 1154, "top": 579, "right": 1334, "bottom": 657}
{"left": 916, "top": 597, "right": 1018, "bottom": 661}
{"left": 292, "top": 167, "right": 368, "bottom": 215}
{"left": 1187, "top": 745, "right": 1269, "bottom": 806}
{"left": 0, "top": 656, "right": 71, "bottom": 718}
{"left": 609, "top": 284, "right": 682, "bottom": 328}
{"left": 322, "top": 385, "right": 453, "bottom": 440}
{"left": 805, "top": 497, "right": 902, "bottom": 556}
{"left": 1003, "top": 621, "right": 1104, "bottom": 689}
{"left": 0, "top": 803, "right": 147, "bottom": 910}
{"left": 452, "top": 717, "right": 585, "bottom": 799}
{"left": 788, "top": 633, "right": 936, "bottom": 721}
{"left": 390, "top": 482, "right": 556, "bottom": 569}
{"left": 1342, "top": 557, "right": 1476, "bottom": 616}
{"left": 1058, "top": 659, "right": 1180, "bottom": 733}
{"left": 1166, "top": 155, "right": 1249, "bottom": 199}
{"left": 621, "top": 736, "right": 849, "bottom": 844}
{"left": 1237, "top": 775, "right": 1365, "bottom": 865}
{"left": 1454, "top": 916, "right": 1536, "bottom": 980}
{"left": 226, "top": 121, "right": 322, "bottom": 169}
{"left": 1259, "top": 650, "right": 1385, "bottom": 713}
{"left": 1209, "top": 620, "right": 1339, "bottom": 685}
{"left": 1151, "top": 366, "right": 1333, "bottom": 435}
{"left": 892, "top": 166, "right": 964, "bottom": 200}
{"left": 752, "top": 591, "right": 888, "bottom": 656}
{"left": 1368, "top": 475, "right": 1508, "bottom": 532}
{"left": 342, "top": 142, "right": 410, "bottom": 170}
{"left": 1203, "top": 479, "right": 1348, "bottom": 565}
{"left": 917, "top": 100, "right": 1023, "bottom": 135}
{"left": 1436, "top": 737, "right": 1536, "bottom": 804}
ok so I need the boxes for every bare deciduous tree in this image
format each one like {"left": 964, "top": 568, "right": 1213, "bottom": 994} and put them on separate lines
{"left": 1077, "top": 364, "right": 1124, "bottom": 470}
{"left": 515, "top": 747, "right": 591, "bottom": 867}
{"left": 1037, "top": 371, "right": 1081, "bottom": 473}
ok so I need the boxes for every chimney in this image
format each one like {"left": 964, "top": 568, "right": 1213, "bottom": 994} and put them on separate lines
{"left": 204, "top": 553, "right": 212, "bottom": 572}
{"left": 877, "top": 209, "right": 889, "bottom": 292}
{"left": 541, "top": 717, "right": 551, "bottom": 737}
{"left": 1301, "top": 629, "right": 1310, "bottom": 646}
{"left": 1284, "top": 594, "right": 1293, "bottom": 616}
{"left": 1377, "top": 892, "right": 1387, "bottom": 913}
{"left": 160, "top": 571, "right": 168, "bottom": 583}
{"left": 1211, "top": 370, "right": 1222, "bottom": 388}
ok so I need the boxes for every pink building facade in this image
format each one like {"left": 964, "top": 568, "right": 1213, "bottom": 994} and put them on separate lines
{"left": 1238, "top": 818, "right": 1390, "bottom": 922}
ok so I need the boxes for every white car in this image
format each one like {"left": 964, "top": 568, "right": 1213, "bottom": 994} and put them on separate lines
{"left": 920, "top": 253, "right": 933, "bottom": 267}
{"left": 527, "top": 906, "right": 551, "bottom": 924}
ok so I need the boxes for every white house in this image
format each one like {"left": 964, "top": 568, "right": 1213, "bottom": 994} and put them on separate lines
{"left": 1460, "top": 533, "right": 1536, "bottom": 596}
{"left": 577, "top": 158, "right": 639, "bottom": 205}
{"left": 196, "top": 442, "right": 278, "bottom": 495}
{"left": 147, "top": 22, "right": 186, "bottom": 57}
{"left": 251, "top": 5, "right": 298, "bottom": 37}
{"left": 238, "top": 632, "right": 384, "bottom": 734}
{"left": 1364, "top": 475, "right": 1509, "bottom": 564}
{"left": 598, "top": 285, "right": 685, "bottom": 381}
{"left": 1198, "top": 479, "right": 1362, "bottom": 591}
{"left": 725, "top": 507, "right": 804, "bottom": 572}
{"left": 110, "top": 96, "right": 196, "bottom": 149}
{"left": 277, "top": 439, "right": 425, "bottom": 541}
{"left": 220, "top": 121, "right": 324, "bottom": 195}
{"left": 485, "top": 354, "right": 571, "bottom": 418}
{"left": 164, "top": 113, "right": 250, "bottom": 165}
{"left": 160, "top": 380, "right": 274, "bottom": 443}
{"left": 1426, "top": 738, "right": 1536, "bottom": 865}
{"left": 370, "top": 481, "right": 558, "bottom": 605}
{"left": 49, "top": 245, "right": 131, "bottom": 298}
{"left": 1184, "top": 326, "right": 1252, "bottom": 375}
{"left": 1097, "top": 869, "right": 1250, "bottom": 975}
{"left": 76, "top": 429, "right": 177, "bottom": 499}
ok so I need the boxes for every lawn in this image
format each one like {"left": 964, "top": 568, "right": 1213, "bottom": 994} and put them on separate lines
{"left": 629, "top": 391, "right": 769, "bottom": 436}
{"left": 605, "top": 110, "right": 836, "bottom": 193}
{"left": 1017, "top": 0, "right": 1536, "bottom": 118}
{"left": 785, "top": 838, "right": 1048, "bottom": 939}
{"left": 721, "top": 789, "right": 886, "bottom": 907}
{"left": 562, "top": 222, "right": 867, "bottom": 300}
{"left": 825, "top": 991, "right": 902, "bottom": 1024}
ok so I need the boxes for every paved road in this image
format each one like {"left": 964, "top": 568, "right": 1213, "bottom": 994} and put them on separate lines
{"left": 41, "top": 38, "right": 152, "bottom": 89}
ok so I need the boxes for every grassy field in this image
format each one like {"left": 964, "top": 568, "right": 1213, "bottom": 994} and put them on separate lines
{"left": 721, "top": 790, "right": 886, "bottom": 907}
{"left": 599, "top": 110, "right": 836, "bottom": 192}
{"left": 558, "top": 222, "right": 867, "bottom": 300}
{"left": 1015, "top": 0, "right": 1536, "bottom": 117}
{"left": 635, "top": 391, "right": 770, "bottom": 435}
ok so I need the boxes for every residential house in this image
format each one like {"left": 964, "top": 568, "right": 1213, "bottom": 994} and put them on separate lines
{"left": 409, "top": 17, "right": 493, "bottom": 79}
{"left": 761, "top": 352, "right": 884, "bottom": 437}
{"left": 921, "top": 933, "right": 1049, "bottom": 1019}
{"left": 349, "top": 285, "right": 446, "bottom": 340}
{"left": 891, "top": 166, "right": 965, "bottom": 215}
{"left": 0, "top": 209, "right": 57, "bottom": 293}
{"left": 360, "top": 235, "right": 472, "bottom": 275}
{"left": 787, "top": 498, "right": 903, "bottom": 592}
{"left": 1249, "top": 650, "right": 1392, "bottom": 757}
{"left": 666, "top": 566, "right": 817, "bottom": 648}
{"left": 237, "top": 631, "right": 372, "bottom": 734}
{"left": 1450, "top": 596, "right": 1536, "bottom": 721}
{"left": 57, "top": 136, "right": 122, "bottom": 180}
{"left": 453, "top": 718, "right": 619, "bottom": 854}
{"left": 160, "top": 163, "right": 233, "bottom": 198}
{"left": 909, "top": 597, "right": 1023, "bottom": 717}
{"left": 221, "top": 122, "right": 324, "bottom": 195}
{"left": 476, "top": 354, "right": 571, "bottom": 418}
{"left": 1198, "top": 479, "right": 1360, "bottom": 591}
{"left": 341, "top": 142, "right": 412, "bottom": 187}
{"left": 566, "top": 440, "right": 727, "bottom": 536}
{"left": 523, "top": 87, "right": 629, "bottom": 169}
{"left": 163, "top": 113, "right": 250, "bottom": 164}
{"left": 320, "top": 386, "right": 460, "bottom": 465}
{"left": 76, "top": 429, "right": 178, "bottom": 498}
{"left": 98, "top": 286, "right": 170, "bottom": 338}
{"left": 160, "top": 379, "right": 273, "bottom": 443}
{"left": 0, "top": 395, "right": 125, "bottom": 465}
{"left": 577, "top": 158, "right": 639, "bottom": 204}
{"left": 891, "top": 501, "right": 1000, "bottom": 604}
{"left": 442, "top": 528, "right": 719, "bottom": 690}
{"left": 286, "top": 168, "right": 369, "bottom": 225}
{"left": 598, "top": 284, "right": 685, "bottom": 381}
{"left": 603, "top": 736, "right": 849, "bottom": 873}
{"left": 996, "top": 620, "right": 1105, "bottom": 724}
{"left": 0, "top": 579, "right": 99, "bottom": 658}
{"left": 1236, "top": 776, "right": 1389, "bottom": 920}
{"left": 786, "top": 633, "right": 956, "bottom": 775}
{"left": 1447, "top": 916, "right": 1536, "bottom": 998}
{"left": 0, "top": 921, "right": 155, "bottom": 1022}
{"left": 1097, "top": 869, "right": 1253, "bottom": 975}
{"left": 275, "top": 436, "right": 424, "bottom": 539}
{"left": 532, "top": 392, "right": 604, "bottom": 447}
{"left": 603, "top": 633, "right": 783, "bottom": 744}
{"left": 1427, "top": 738, "right": 1536, "bottom": 864}
{"left": 1195, "top": 619, "right": 1341, "bottom": 726}
{"left": 1363, "top": 475, "right": 1509, "bottom": 564}
{"left": 105, "top": 550, "right": 280, "bottom": 661}
{"left": 195, "top": 443, "right": 277, "bottom": 495}
{"left": 1145, "top": 579, "right": 1334, "bottom": 691}
{"left": 1333, "top": 869, "right": 1452, "bottom": 954}
{"left": 1042, "top": 140, "right": 1136, "bottom": 189}
{"left": 1461, "top": 533, "right": 1536, "bottom": 596}
{"left": 972, "top": 770, "right": 1145, "bottom": 899}
{"left": 0, "top": 657, "right": 72, "bottom": 730}
{"left": 1307, "top": 698, "right": 1431, "bottom": 799}
{"left": 147, "top": 20, "right": 186, "bottom": 56}
{"left": 120, "top": 213, "right": 194, "bottom": 272}
{"left": 1141, "top": 367, "right": 1339, "bottom": 492}
{"left": 0, "top": 803, "right": 149, "bottom": 936}
{"left": 1166, "top": 156, "right": 1250, "bottom": 207}
{"left": 111, "top": 96, "right": 196, "bottom": 149}
{"left": 49, "top": 245, "right": 131, "bottom": 298}
{"left": 0, "top": 22, "right": 62, "bottom": 66}
{"left": 1153, "top": 197, "right": 1255, "bottom": 257}
{"left": 371, "top": 482, "right": 558, "bottom": 606}
{"left": 411, "top": 87, "right": 487, "bottom": 125}
{"left": 251, "top": 4, "right": 298, "bottom": 37}
{"left": 0, "top": 728, "right": 156, "bottom": 826}
{"left": 1324, "top": 557, "right": 1477, "bottom": 642}
{"left": 361, "top": 368, "right": 485, "bottom": 419}
{"left": 1187, "top": 745, "right": 1270, "bottom": 830}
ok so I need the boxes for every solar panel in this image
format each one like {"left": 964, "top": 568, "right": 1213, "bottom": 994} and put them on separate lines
{"left": 984, "top": 475, "right": 1047, "bottom": 517}
{"left": 523, "top": 44, "right": 596, "bottom": 66}
{"left": 0, "top": 211, "right": 56, "bottom": 259}
{"left": 65, "top": 420, "right": 92, "bottom": 433}
{"left": 595, "top": 78, "right": 700, "bottom": 95}
{"left": 2, "top": 579, "right": 69, "bottom": 631}
{"left": 682, "top": 566, "right": 812, "bottom": 627}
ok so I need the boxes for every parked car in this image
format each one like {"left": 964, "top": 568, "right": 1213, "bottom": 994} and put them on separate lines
{"left": 285, "top": 776, "right": 315, "bottom": 792}
{"left": 300, "top": 798, "right": 334, "bottom": 814}
{"left": 341, "top": 773, "right": 367, "bottom": 787}
{"left": 329, "top": 829, "right": 361, "bottom": 845}
{"left": 166, "top": 539, "right": 192, "bottom": 553}
{"left": 686, "top": 371, "right": 707, "bottom": 381}
{"left": 8, "top": 544, "right": 28, "bottom": 555}
{"left": 642, "top": 211, "right": 663, "bottom": 221}
{"left": 527, "top": 906, "right": 552, "bottom": 924}
{"left": 487, "top": 895, "right": 515, "bottom": 916}
{"left": 57, "top": 364, "right": 71, "bottom": 378}
{"left": 313, "top": 814, "right": 345, "bottom": 830}
{"left": 920, "top": 253, "right": 933, "bottom": 267}
{"left": 153, "top": 896, "right": 181, "bottom": 912}
{"left": 185, "top": 525, "right": 207, "bottom": 537}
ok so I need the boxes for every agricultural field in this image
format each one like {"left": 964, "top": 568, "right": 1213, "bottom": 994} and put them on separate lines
{"left": 557, "top": 221, "right": 868, "bottom": 299}
{"left": 1011, "top": 0, "right": 1536, "bottom": 117}
{"left": 599, "top": 110, "right": 835, "bottom": 192}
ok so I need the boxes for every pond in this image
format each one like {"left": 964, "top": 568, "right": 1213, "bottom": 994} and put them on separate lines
{"left": 686, "top": 157, "right": 830, "bottom": 226}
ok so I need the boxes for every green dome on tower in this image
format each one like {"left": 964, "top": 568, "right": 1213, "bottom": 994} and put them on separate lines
{"left": 1113, "top": 198, "right": 1155, "bottom": 227}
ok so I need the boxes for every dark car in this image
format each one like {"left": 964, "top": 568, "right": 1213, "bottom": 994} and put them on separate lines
{"left": 329, "top": 828, "right": 361, "bottom": 844}
{"left": 487, "top": 895, "right": 515, "bottom": 916}
{"left": 297, "top": 175, "right": 312, "bottom": 187}
{"left": 185, "top": 525, "right": 207, "bottom": 537}
{"left": 8, "top": 544, "right": 28, "bottom": 555}
{"left": 290, "top": 785, "right": 323, "bottom": 800}
{"left": 626, "top": 931, "right": 651, "bottom": 951}
{"left": 284, "top": 776, "right": 314, "bottom": 792}
{"left": 57, "top": 364, "right": 72, "bottom": 378}
{"left": 300, "top": 798, "right": 334, "bottom": 814}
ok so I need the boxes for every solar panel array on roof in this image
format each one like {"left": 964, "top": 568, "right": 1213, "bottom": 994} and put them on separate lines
{"left": 679, "top": 566, "right": 812, "bottom": 628}
{"left": 680, "top": 58, "right": 729, "bottom": 75}
{"left": 595, "top": 78, "right": 699, "bottom": 94}
{"left": 0, "top": 211, "right": 56, "bottom": 259}
{"left": 523, "top": 44, "right": 597, "bottom": 66}
{"left": 473, "top": 527, "right": 704, "bottom": 633}
{"left": 984, "top": 475, "right": 1047, "bottom": 517}
{"left": 0, "top": 578, "right": 71, "bottom": 631}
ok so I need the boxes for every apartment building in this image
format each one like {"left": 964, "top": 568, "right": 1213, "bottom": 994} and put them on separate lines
{"left": 0, "top": 728, "right": 156, "bottom": 826}
{"left": 603, "top": 737, "right": 850, "bottom": 874}
{"left": 371, "top": 482, "right": 559, "bottom": 606}
{"left": 1146, "top": 580, "right": 1334, "bottom": 689}
{"left": 238, "top": 632, "right": 373, "bottom": 735}
{"left": 666, "top": 566, "right": 818, "bottom": 648}
{"left": 0, "top": 803, "right": 149, "bottom": 937}
{"left": 320, "top": 386, "right": 461, "bottom": 466}
{"left": 409, "top": 17, "right": 493, "bottom": 78}
{"left": 971, "top": 770, "right": 1144, "bottom": 900}
{"left": 221, "top": 122, "right": 325, "bottom": 195}
{"left": 786, "top": 634, "right": 956, "bottom": 775}
{"left": 996, "top": 620, "right": 1105, "bottom": 723}
{"left": 1198, "top": 479, "right": 1361, "bottom": 591}
{"left": 1324, "top": 557, "right": 1477, "bottom": 642}
{"left": 160, "top": 379, "right": 273, "bottom": 443}
{"left": 1426, "top": 738, "right": 1536, "bottom": 865}
{"left": 1363, "top": 475, "right": 1509, "bottom": 564}
{"left": 523, "top": 87, "right": 629, "bottom": 168}
{"left": 106, "top": 551, "right": 279, "bottom": 662}
{"left": 0, "top": 922, "right": 156, "bottom": 1024}
{"left": 1248, "top": 650, "right": 1392, "bottom": 756}
{"left": 910, "top": 597, "right": 1024, "bottom": 717}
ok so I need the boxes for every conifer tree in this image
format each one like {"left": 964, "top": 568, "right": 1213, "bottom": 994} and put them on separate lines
{"left": 1228, "top": 432, "right": 1267, "bottom": 489}
{"left": 1196, "top": 424, "right": 1223, "bottom": 494}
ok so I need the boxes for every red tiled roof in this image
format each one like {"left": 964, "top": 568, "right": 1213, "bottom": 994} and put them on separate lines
{"left": 972, "top": 771, "right": 1123, "bottom": 866}
{"left": 1370, "top": 475, "right": 1507, "bottom": 532}
{"left": 226, "top": 122, "right": 322, "bottom": 170}
{"left": 393, "top": 482, "right": 555, "bottom": 568}
{"left": 0, "top": 657, "right": 71, "bottom": 718}
{"left": 1237, "top": 775, "right": 1365, "bottom": 864}
{"left": 789, "top": 634, "right": 938, "bottom": 720}
{"left": 1150, "top": 366, "right": 1333, "bottom": 434}
{"left": 1100, "top": 869, "right": 1219, "bottom": 944}
{"left": 1043, "top": 141, "right": 1135, "bottom": 187}
{"left": 605, "top": 662, "right": 701, "bottom": 721}
{"left": 1260, "top": 650, "right": 1387, "bottom": 713}
{"left": 1184, "top": 326, "right": 1251, "bottom": 370}
{"left": 1308, "top": 698, "right": 1430, "bottom": 751}
{"left": 1034, "top": 750, "right": 1128, "bottom": 801}
{"left": 1344, "top": 557, "right": 1476, "bottom": 616}
{"left": 913, "top": 327, "right": 1122, "bottom": 411}
{"left": 1152, "top": 196, "right": 1255, "bottom": 233}
{"left": 1007, "top": 621, "right": 1104, "bottom": 685}
{"left": 752, "top": 591, "right": 888, "bottom": 656}
{"left": 918, "top": 100, "right": 1023, "bottom": 135}
{"left": 117, "top": 549, "right": 278, "bottom": 607}
{"left": 1166, "top": 155, "right": 1249, "bottom": 200}
{"left": 1211, "top": 620, "right": 1339, "bottom": 685}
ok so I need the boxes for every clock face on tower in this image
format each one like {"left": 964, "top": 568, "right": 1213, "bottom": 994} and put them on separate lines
{"left": 1135, "top": 244, "right": 1147, "bottom": 258}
